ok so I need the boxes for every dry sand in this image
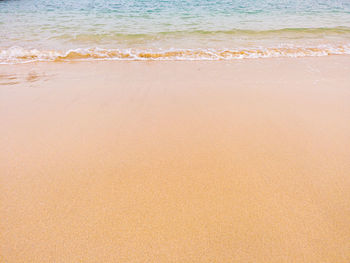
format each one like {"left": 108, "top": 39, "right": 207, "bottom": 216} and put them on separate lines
{"left": 1, "top": 56, "right": 350, "bottom": 262}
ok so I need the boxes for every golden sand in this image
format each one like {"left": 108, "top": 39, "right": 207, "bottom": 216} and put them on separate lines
{"left": 1, "top": 57, "right": 350, "bottom": 262}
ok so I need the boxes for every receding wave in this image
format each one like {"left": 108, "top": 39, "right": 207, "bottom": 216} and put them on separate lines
{"left": 160, "top": 27, "right": 350, "bottom": 36}
{"left": 50, "top": 27, "right": 350, "bottom": 43}
{"left": 1, "top": 45, "right": 350, "bottom": 63}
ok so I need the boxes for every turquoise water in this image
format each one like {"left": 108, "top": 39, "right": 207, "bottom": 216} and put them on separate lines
{"left": 1, "top": 0, "right": 350, "bottom": 61}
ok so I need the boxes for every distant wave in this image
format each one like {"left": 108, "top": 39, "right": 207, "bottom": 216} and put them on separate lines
{"left": 1, "top": 44, "right": 350, "bottom": 63}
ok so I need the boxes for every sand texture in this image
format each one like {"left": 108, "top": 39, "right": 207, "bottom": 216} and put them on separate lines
{"left": 1, "top": 57, "right": 350, "bottom": 262}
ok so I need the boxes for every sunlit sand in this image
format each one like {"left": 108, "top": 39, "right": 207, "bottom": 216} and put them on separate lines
{"left": 1, "top": 56, "right": 350, "bottom": 262}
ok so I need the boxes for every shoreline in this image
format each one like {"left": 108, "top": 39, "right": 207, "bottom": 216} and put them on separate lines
{"left": 1, "top": 45, "right": 350, "bottom": 64}
{"left": 1, "top": 55, "right": 350, "bottom": 262}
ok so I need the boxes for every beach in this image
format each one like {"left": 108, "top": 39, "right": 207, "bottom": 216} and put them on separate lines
{"left": 1, "top": 56, "right": 350, "bottom": 262}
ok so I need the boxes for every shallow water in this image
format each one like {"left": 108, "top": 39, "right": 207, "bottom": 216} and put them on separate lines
{"left": 1, "top": 0, "right": 350, "bottom": 61}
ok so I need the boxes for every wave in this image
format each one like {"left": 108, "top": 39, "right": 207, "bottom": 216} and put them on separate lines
{"left": 50, "top": 27, "right": 350, "bottom": 42}
{"left": 159, "top": 27, "right": 350, "bottom": 36}
{"left": 1, "top": 45, "right": 350, "bottom": 63}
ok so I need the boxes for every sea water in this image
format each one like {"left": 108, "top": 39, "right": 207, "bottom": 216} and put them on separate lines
{"left": 1, "top": 0, "right": 350, "bottom": 62}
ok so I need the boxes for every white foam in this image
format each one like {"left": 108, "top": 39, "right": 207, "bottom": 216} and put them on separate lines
{"left": 1, "top": 44, "right": 350, "bottom": 64}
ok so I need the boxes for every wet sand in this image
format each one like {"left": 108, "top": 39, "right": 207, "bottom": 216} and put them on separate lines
{"left": 1, "top": 56, "right": 350, "bottom": 262}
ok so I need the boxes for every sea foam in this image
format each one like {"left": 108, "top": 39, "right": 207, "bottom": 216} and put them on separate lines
{"left": 1, "top": 45, "right": 350, "bottom": 64}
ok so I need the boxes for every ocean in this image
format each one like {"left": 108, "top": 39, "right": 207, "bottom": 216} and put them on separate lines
{"left": 1, "top": 0, "right": 350, "bottom": 62}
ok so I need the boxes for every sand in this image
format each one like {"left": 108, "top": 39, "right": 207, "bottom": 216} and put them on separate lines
{"left": 1, "top": 56, "right": 350, "bottom": 262}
